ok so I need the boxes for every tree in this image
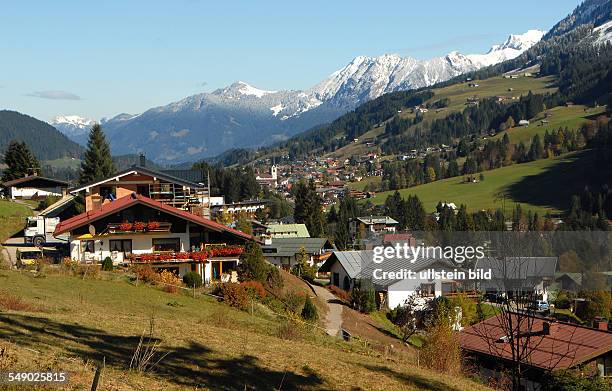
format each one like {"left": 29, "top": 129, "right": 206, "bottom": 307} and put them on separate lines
{"left": 349, "top": 279, "right": 376, "bottom": 313}
{"left": 2, "top": 140, "right": 40, "bottom": 181}
{"left": 301, "top": 297, "right": 318, "bottom": 321}
{"left": 291, "top": 246, "right": 316, "bottom": 281}
{"left": 237, "top": 242, "right": 268, "bottom": 283}
{"left": 235, "top": 211, "right": 253, "bottom": 235}
{"left": 293, "top": 179, "right": 325, "bottom": 237}
{"left": 420, "top": 304, "right": 461, "bottom": 374}
{"left": 79, "top": 124, "right": 114, "bottom": 185}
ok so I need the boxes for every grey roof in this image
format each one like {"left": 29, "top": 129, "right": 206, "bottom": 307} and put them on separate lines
{"left": 39, "top": 195, "right": 75, "bottom": 217}
{"left": 355, "top": 216, "right": 399, "bottom": 225}
{"left": 319, "top": 250, "right": 372, "bottom": 278}
{"left": 555, "top": 272, "right": 583, "bottom": 286}
{"left": 262, "top": 237, "right": 334, "bottom": 258}
{"left": 475, "top": 257, "right": 557, "bottom": 280}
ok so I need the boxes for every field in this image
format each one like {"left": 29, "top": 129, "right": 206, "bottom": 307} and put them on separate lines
{"left": 0, "top": 270, "right": 490, "bottom": 390}
{"left": 369, "top": 150, "right": 607, "bottom": 216}
{"left": 0, "top": 200, "right": 31, "bottom": 242}
{"left": 492, "top": 104, "right": 606, "bottom": 145}
{"left": 43, "top": 156, "right": 81, "bottom": 170}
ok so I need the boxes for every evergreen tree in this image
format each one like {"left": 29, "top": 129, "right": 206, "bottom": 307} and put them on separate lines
{"left": 294, "top": 179, "right": 325, "bottom": 237}
{"left": 79, "top": 124, "right": 114, "bottom": 185}
{"left": 2, "top": 140, "right": 40, "bottom": 181}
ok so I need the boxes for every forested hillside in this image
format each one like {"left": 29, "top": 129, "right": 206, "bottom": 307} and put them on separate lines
{"left": 0, "top": 110, "right": 83, "bottom": 161}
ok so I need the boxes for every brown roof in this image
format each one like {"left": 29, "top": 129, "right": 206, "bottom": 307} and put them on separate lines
{"left": 459, "top": 313, "right": 612, "bottom": 370}
{"left": 2, "top": 175, "right": 69, "bottom": 188}
{"left": 54, "top": 193, "right": 253, "bottom": 241}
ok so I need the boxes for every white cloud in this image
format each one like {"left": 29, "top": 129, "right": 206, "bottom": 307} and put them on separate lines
{"left": 27, "top": 90, "right": 82, "bottom": 100}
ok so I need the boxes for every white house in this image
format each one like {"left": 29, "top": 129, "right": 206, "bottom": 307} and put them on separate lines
{"left": 2, "top": 175, "right": 69, "bottom": 200}
{"left": 54, "top": 192, "right": 253, "bottom": 284}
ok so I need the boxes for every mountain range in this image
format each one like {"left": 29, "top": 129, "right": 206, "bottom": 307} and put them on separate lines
{"left": 52, "top": 30, "right": 545, "bottom": 163}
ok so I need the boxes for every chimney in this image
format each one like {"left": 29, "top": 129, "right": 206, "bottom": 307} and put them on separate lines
{"left": 594, "top": 319, "right": 608, "bottom": 331}
{"left": 542, "top": 321, "right": 550, "bottom": 335}
{"left": 139, "top": 153, "right": 146, "bottom": 167}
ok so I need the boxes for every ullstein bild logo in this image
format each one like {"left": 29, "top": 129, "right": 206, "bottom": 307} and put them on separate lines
{"left": 372, "top": 244, "right": 486, "bottom": 264}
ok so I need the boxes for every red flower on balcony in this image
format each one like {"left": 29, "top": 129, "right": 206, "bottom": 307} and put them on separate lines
{"left": 147, "top": 221, "right": 160, "bottom": 231}
{"left": 133, "top": 221, "right": 146, "bottom": 231}
{"left": 119, "top": 222, "right": 133, "bottom": 231}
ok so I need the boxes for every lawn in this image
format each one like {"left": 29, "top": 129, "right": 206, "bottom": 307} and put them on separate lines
{"left": 0, "top": 270, "right": 491, "bottom": 390}
{"left": 0, "top": 200, "right": 31, "bottom": 242}
{"left": 369, "top": 150, "right": 606, "bottom": 216}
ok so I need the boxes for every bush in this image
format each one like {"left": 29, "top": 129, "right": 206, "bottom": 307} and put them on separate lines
{"left": 349, "top": 279, "right": 376, "bottom": 313}
{"left": 101, "top": 257, "right": 114, "bottom": 271}
{"left": 265, "top": 266, "right": 284, "bottom": 294}
{"left": 76, "top": 264, "right": 100, "bottom": 279}
{"left": 157, "top": 270, "right": 182, "bottom": 291}
{"left": 220, "top": 283, "right": 250, "bottom": 310}
{"left": 134, "top": 265, "right": 160, "bottom": 284}
{"left": 182, "top": 271, "right": 203, "bottom": 288}
{"left": 277, "top": 320, "right": 302, "bottom": 341}
{"left": 420, "top": 311, "right": 461, "bottom": 374}
{"left": 542, "top": 369, "right": 610, "bottom": 391}
{"left": 301, "top": 297, "right": 318, "bottom": 321}
{"left": 241, "top": 280, "right": 266, "bottom": 299}
{"left": 0, "top": 290, "right": 39, "bottom": 312}
{"left": 449, "top": 293, "right": 477, "bottom": 326}
{"left": 328, "top": 285, "right": 349, "bottom": 301}
{"left": 283, "top": 291, "right": 307, "bottom": 314}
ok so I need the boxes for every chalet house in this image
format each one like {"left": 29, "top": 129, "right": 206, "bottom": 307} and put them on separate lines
{"left": 70, "top": 161, "right": 211, "bottom": 217}
{"left": 54, "top": 193, "right": 253, "bottom": 284}
{"left": 255, "top": 165, "right": 278, "bottom": 188}
{"left": 460, "top": 314, "right": 612, "bottom": 389}
{"left": 210, "top": 199, "right": 267, "bottom": 219}
{"left": 2, "top": 175, "right": 69, "bottom": 200}
{"left": 261, "top": 237, "right": 335, "bottom": 268}
{"left": 321, "top": 249, "right": 472, "bottom": 309}
{"left": 349, "top": 216, "right": 399, "bottom": 239}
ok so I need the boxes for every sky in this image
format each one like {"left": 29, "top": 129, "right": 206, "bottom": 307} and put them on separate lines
{"left": 1, "top": 0, "right": 581, "bottom": 122}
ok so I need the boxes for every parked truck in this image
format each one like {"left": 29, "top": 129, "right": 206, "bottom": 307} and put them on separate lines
{"left": 24, "top": 216, "right": 68, "bottom": 247}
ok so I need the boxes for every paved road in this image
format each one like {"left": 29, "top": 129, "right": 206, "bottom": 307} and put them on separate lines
{"left": 313, "top": 285, "right": 343, "bottom": 337}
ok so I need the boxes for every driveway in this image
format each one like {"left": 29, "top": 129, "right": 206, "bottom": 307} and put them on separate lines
{"left": 312, "top": 285, "right": 343, "bottom": 337}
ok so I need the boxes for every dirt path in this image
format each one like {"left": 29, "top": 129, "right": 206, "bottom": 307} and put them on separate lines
{"left": 312, "top": 285, "right": 343, "bottom": 337}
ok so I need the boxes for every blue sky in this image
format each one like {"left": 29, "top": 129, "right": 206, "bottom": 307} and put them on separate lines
{"left": 1, "top": 0, "right": 580, "bottom": 122}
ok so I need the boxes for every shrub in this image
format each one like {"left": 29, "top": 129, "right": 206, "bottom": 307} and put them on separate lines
{"left": 328, "top": 285, "right": 349, "bottom": 301}
{"left": 241, "top": 280, "right": 266, "bottom": 299}
{"left": 60, "top": 257, "right": 78, "bottom": 275}
{"left": 301, "top": 297, "right": 318, "bottom": 321}
{"left": 134, "top": 265, "right": 160, "bottom": 284}
{"left": 158, "top": 270, "right": 182, "bottom": 289}
{"left": 277, "top": 320, "right": 301, "bottom": 341}
{"left": 237, "top": 242, "right": 269, "bottom": 283}
{"left": 349, "top": 279, "right": 376, "bottom": 313}
{"left": 449, "top": 293, "right": 477, "bottom": 326}
{"left": 0, "top": 290, "right": 38, "bottom": 312}
{"left": 283, "top": 291, "right": 307, "bottom": 314}
{"left": 76, "top": 264, "right": 100, "bottom": 279}
{"left": 220, "top": 283, "right": 250, "bottom": 310}
{"left": 555, "top": 292, "right": 572, "bottom": 310}
{"left": 182, "top": 271, "right": 202, "bottom": 288}
{"left": 291, "top": 247, "right": 317, "bottom": 282}
{"left": 542, "top": 369, "right": 610, "bottom": 391}
{"left": 420, "top": 310, "right": 461, "bottom": 374}
{"left": 101, "top": 257, "right": 114, "bottom": 271}
{"left": 265, "top": 266, "right": 284, "bottom": 294}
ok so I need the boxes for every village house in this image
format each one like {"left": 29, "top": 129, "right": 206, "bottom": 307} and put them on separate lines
{"left": 460, "top": 314, "right": 612, "bottom": 389}
{"left": 265, "top": 223, "right": 310, "bottom": 238}
{"left": 350, "top": 216, "right": 399, "bottom": 239}
{"left": 261, "top": 237, "right": 335, "bottom": 268}
{"left": 255, "top": 165, "right": 278, "bottom": 188}
{"left": 54, "top": 192, "right": 252, "bottom": 284}
{"left": 69, "top": 158, "right": 212, "bottom": 217}
{"left": 210, "top": 199, "right": 268, "bottom": 220}
{"left": 2, "top": 175, "right": 69, "bottom": 200}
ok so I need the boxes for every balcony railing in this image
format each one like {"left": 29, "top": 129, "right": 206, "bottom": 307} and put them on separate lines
{"left": 126, "top": 245, "right": 244, "bottom": 264}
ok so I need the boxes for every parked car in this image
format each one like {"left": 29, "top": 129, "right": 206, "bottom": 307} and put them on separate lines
{"left": 531, "top": 300, "right": 550, "bottom": 312}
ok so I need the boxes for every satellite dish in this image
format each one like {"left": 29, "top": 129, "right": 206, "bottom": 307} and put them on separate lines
{"left": 88, "top": 225, "right": 96, "bottom": 236}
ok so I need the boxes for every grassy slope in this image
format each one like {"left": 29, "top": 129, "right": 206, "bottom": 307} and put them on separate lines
{"left": 0, "top": 200, "right": 31, "bottom": 242}
{"left": 369, "top": 150, "right": 607, "bottom": 216}
{"left": 327, "top": 75, "right": 557, "bottom": 160}
{"left": 492, "top": 105, "right": 606, "bottom": 145}
{"left": 0, "top": 270, "right": 490, "bottom": 391}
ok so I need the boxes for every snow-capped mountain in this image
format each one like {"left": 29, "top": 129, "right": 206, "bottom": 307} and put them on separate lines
{"left": 56, "top": 29, "right": 545, "bottom": 162}
{"left": 50, "top": 115, "right": 95, "bottom": 145}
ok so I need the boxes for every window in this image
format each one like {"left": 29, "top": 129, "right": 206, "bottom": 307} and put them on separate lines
{"left": 99, "top": 186, "right": 116, "bottom": 200}
{"left": 110, "top": 239, "right": 132, "bottom": 255}
{"left": 152, "top": 238, "right": 180, "bottom": 252}
{"left": 82, "top": 240, "right": 95, "bottom": 253}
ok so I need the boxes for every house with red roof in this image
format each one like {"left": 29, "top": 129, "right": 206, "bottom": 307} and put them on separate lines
{"left": 54, "top": 192, "right": 254, "bottom": 284}
{"left": 460, "top": 313, "right": 612, "bottom": 389}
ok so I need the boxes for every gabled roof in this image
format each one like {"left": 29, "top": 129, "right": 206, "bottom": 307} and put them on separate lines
{"left": 261, "top": 237, "right": 334, "bottom": 257}
{"left": 475, "top": 257, "right": 557, "bottom": 280}
{"left": 54, "top": 193, "right": 253, "bottom": 241}
{"left": 69, "top": 165, "right": 204, "bottom": 194}
{"left": 355, "top": 216, "right": 399, "bottom": 225}
{"left": 2, "top": 175, "right": 69, "bottom": 188}
{"left": 319, "top": 250, "right": 371, "bottom": 278}
{"left": 460, "top": 313, "right": 612, "bottom": 370}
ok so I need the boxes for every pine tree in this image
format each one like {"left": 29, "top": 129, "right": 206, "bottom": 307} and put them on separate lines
{"left": 79, "top": 124, "right": 114, "bottom": 185}
{"left": 2, "top": 140, "right": 40, "bottom": 181}
{"left": 294, "top": 179, "right": 325, "bottom": 237}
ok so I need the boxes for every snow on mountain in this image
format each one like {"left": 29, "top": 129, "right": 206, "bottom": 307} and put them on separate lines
{"left": 61, "top": 29, "right": 545, "bottom": 162}
{"left": 50, "top": 115, "right": 95, "bottom": 145}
